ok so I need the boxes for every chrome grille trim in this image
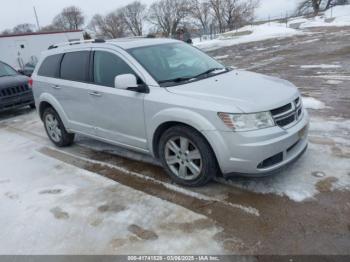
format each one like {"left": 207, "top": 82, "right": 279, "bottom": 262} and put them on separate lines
{"left": 270, "top": 97, "right": 303, "bottom": 128}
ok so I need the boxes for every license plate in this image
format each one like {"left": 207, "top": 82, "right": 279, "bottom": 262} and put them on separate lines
{"left": 298, "top": 125, "right": 307, "bottom": 139}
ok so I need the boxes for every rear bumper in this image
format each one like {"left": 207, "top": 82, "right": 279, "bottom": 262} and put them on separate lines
{"left": 0, "top": 92, "right": 34, "bottom": 112}
{"left": 203, "top": 110, "right": 309, "bottom": 176}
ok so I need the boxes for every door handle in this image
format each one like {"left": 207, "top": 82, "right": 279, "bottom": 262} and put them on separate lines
{"left": 88, "top": 91, "right": 102, "bottom": 97}
{"left": 52, "top": 85, "right": 61, "bottom": 89}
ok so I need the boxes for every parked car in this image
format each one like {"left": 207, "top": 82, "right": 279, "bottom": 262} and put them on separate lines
{"left": 0, "top": 60, "right": 35, "bottom": 112}
{"left": 32, "top": 38, "right": 309, "bottom": 186}
{"left": 18, "top": 62, "right": 36, "bottom": 77}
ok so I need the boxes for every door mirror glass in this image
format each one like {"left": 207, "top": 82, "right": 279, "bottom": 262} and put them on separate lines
{"left": 114, "top": 74, "right": 138, "bottom": 90}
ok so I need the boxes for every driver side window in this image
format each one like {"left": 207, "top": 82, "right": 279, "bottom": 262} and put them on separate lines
{"left": 93, "top": 51, "right": 135, "bottom": 87}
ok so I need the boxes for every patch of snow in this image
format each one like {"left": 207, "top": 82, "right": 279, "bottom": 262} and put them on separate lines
{"left": 309, "top": 117, "right": 350, "bottom": 134}
{"left": 255, "top": 47, "right": 268, "bottom": 51}
{"left": 225, "top": 203, "right": 260, "bottom": 217}
{"left": 302, "top": 97, "right": 327, "bottom": 109}
{"left": 300, "top": 64, "right": 341, "bottom": 69}
{"left": 0, "top": 129, "right": 224, "bottom": 254}
{"left": 57, "top": 147, "right": 260, "bottom": 217}
{"left": 299, "top": 5, "right": 350, "bottom": 28}
{"left": 213, "top": 55, "right": 229, "bottom": 60}
{"left": 305, "top": 75, "right": 350, "bottom": 81}
{"left": 300, "top": 38, "right": 320, "bottom": 44}
{"left": 326, "top": 80, "right": 343, "bottom": 85}
{"left": 194, "top": 22, "right": 302, "bottom": 51}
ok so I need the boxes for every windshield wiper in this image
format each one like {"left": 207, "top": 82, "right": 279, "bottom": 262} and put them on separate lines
{"left": 192, "top": 67, "right": 227, "bottom": 79}
{"left": 159, "top": 76, "right": 194, "bottom": 84}
{"left": 159, "top": 67, "right": 229, "bottom": 86}
{"left": 0, "top": 74, "right": 15, "bottom": 77}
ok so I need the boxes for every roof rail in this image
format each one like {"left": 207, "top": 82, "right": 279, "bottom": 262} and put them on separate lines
{"left": 48, "top": 38, "right": 106, "bottom": 50}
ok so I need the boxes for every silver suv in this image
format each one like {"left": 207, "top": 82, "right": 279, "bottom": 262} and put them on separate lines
{"left": 32, "top": 38, "right": 309, "bottom": 186}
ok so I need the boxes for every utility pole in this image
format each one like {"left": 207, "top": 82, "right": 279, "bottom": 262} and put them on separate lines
{"left": 33, "top": 6, "right": 40, "bottom": 31}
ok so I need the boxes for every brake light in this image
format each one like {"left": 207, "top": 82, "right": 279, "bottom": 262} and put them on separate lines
{"left": 28, "top": 78, "right": 33, "bottom": 88}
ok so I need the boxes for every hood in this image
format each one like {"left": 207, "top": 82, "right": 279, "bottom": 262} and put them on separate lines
{"left": 166, "top": 70, "right": 299, "bottom": 113}
{"left": 0, "top": 75, "right": 29, "bottom": 90}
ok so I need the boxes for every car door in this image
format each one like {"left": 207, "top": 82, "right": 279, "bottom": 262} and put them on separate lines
{"left": 86, "top": 49, "right": 148, "bottom": 151}
{"left": 56, "top": 49, "right": 96, "bottom": 135}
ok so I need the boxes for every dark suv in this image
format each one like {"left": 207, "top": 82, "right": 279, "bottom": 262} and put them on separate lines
{"left": 0, "top": 61, "right": 35, "bottom": 112}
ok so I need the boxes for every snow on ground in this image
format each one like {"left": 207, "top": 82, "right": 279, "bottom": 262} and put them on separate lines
{"left": 302, "top": 97, "right": 327, "bottom": 109}
{"left": 0, "top": 129, "right": 224, "bottom": 255}
{"left": 300, "top": 64, "right": 342, "bottom": 69}
{"left": 295, "top": 5, "right": 350, "bottom": 28}
{"left": 326, "top": 79, "right": 343, "bottom": 85}
{"left": 221, "top": 117, "right": 350, "bottom": 202}
{"left": 213, "top": 55, "right": 229, "bottom": 60}
{"left": 194, "top": 5, "right": 350, "bottom": 51}
{"left": 194, "top": 22, "right": 302, "bottom": 51}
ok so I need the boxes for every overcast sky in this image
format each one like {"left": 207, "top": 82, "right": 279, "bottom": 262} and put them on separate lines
{"left": 0, "top": 0, "right": 302, "bottom": 32}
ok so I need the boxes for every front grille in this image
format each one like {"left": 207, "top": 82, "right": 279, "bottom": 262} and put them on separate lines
{"left": 270, "top": 97, "right": 303, "bottom": 128}
{"left": 0, "top": 85, "right": 30, "bottom": 98}
{"left": 271, "top": 103, "right": 292, "bottom": 116}
{"left": 276, "top": 114, "right": 295, "bottom": 126}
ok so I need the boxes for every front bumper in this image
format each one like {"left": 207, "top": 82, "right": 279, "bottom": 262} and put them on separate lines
{"left": 0, "top": 92, "right": 34, "bottom": 112}
{"left": 204, "top": 110, "right": 309, "bottom": 176}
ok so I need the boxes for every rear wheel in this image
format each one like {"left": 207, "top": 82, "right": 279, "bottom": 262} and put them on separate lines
{"left": 158, "top": 125, "right": 218, "bottom": 186}
{"left": 43, "top": 107, "right": 74, "bottom": 147}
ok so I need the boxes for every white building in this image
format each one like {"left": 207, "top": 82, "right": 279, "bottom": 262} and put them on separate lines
{"left": 0, "top": 30, "right": 84, "bottom": 70}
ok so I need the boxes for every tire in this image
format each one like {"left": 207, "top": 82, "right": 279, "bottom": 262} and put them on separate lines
{"left": 43, "top": 107, "right": 74, "bottom": 147}
{"left": 158, "top": 125, "right": 218, "bottom": 186}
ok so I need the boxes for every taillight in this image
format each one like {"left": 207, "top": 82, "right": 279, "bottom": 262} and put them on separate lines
{"left": 28, "top": 78, "right": 33, "bottom": 88}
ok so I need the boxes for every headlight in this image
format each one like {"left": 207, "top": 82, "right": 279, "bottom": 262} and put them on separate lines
{"left": 218, "top": 112, "right": 275, "bottom": 131}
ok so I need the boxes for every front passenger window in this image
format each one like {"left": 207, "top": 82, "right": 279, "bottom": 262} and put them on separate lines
{"left": 93, "top": 51, "right": 135, "bottom": 87}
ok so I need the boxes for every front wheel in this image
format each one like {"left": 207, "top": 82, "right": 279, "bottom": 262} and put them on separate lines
{"left": 43, "top": 107, "right": 74, "bottom": 147}
{"left": 158, "top": 125, "right": 218, "bottom": 186}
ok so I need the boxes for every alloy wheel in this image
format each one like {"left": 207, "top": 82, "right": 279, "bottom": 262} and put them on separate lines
{"left": 164, "top": 136, "right": 202, "bottom": 180}
{"left": 45, "top": 113, "right": 62, "bottom": 143}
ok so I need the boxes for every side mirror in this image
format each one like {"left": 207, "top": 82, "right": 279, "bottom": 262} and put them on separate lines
{"left": 114, "top": 74, "right": 138, "bottom": 90}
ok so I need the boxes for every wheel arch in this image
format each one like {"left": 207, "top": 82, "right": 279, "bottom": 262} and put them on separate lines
{"left": 149, "top": 108, "right": 217, "bottom": 160}
{"left": 37, "top": 93, "right": 69, "bottom": 128}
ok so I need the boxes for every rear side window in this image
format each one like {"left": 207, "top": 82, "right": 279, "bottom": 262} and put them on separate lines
{"left": 38, "top": 54, "right": 62, "bottom": 77}
{"left": 93, "top": 51, "right": 135, "bottom": 87}
{"left": 60, "top": 51, "right": 90, "bottom": 82}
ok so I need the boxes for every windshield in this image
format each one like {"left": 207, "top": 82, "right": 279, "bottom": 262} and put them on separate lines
{"left": 128, "top": 42, "right": 226, "bottom": 86}
{"left": 0, "top": 62, "right": 18, "bottom": 77}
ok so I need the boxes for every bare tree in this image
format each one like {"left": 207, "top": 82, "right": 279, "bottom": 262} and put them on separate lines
{"left": 120, "top": 1, "right": 147, "bottom": 36}
{"left": 89, "top": 12, "right": 126, "bottom": 39}
{"left": 325, "top": 0, "right": 350, "bottom": 9}
{"left": 0, "top": 29, "right": 12, "bottom": 35}
{"left": 189, "top": 0, "right": 212, "bottom": 34}
{"left": 298, "top": 0, "right": 349, "bottom": 15}
{"left": 12, "top": 23, "right": 36, "bottom": 33}
{"left": 40, "top": 24, "right": 61, "bottom": 32}
{"left": 209, "top": 0, "right": 226, "bottom": 33}
{"left": 212, "top": 0, "right": 258, "bottom": 32}
{"left": 148, "top": 0, "right": 191, "bottom": 37}
{"left": 226, "top": 0, "right": 258, "bottom": 30}
{"left": 298, "top": 0, "right": 322, "bottom": 15}
{"left": 53, "top": 6, "right": 85, "bottom": 30}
